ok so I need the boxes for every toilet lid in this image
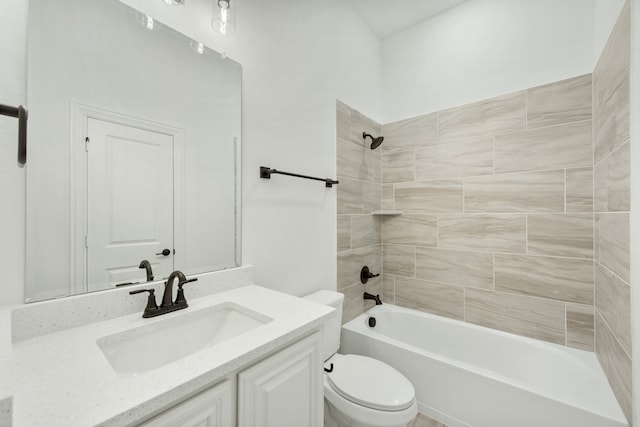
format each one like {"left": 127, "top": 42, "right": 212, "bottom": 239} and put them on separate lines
{"left": 327, "top": 354, "right": 415, "bottom": 411}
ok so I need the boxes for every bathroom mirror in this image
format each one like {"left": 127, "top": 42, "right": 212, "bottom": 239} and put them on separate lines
{"left": 25, "top": 0, "right": 241, "bottom": 302}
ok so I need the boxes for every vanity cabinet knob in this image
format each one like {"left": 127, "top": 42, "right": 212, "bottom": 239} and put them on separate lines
{"left": 156, "top": 248, "right": 172, "bottom": 256}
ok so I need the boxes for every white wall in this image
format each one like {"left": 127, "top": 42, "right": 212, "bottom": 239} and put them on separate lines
{"left": 121, "top": 0, "right": 382, "bottom": 298}
{"left": 0, "top": 0, "right": 27, "bottom": 306}
{"left": 596, "top": 0, "right": 627, "bottom": 60}
{"left": 381, "top": 0, "right": 622, "bottom": 122}
{"left": 0, "top": 0, "right": 381, "bottom": 306}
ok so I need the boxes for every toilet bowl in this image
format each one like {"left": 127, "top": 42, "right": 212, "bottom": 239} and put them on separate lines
{"left": 303, "top": 291, "right": 417, "bottom": 427}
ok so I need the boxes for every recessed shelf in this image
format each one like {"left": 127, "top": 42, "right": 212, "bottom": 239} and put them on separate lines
{"left": 370, "top": 211, "right": 403, "bottom": 216}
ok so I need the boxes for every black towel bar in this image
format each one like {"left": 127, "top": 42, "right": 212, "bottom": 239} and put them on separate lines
{"left": 0, "top": 102, "right": 28, "bottom": 167}
{"left": 260, "top": 166, "right": 339, "bottom": 188}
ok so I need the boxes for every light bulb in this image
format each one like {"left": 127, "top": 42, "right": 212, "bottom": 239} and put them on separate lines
{"left": 212, "top": 0, "right": 236, "bottom": 35}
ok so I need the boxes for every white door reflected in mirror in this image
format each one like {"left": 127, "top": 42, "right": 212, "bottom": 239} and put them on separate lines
{"left": 87, "top": 118, "right": 174, "bottom": 291}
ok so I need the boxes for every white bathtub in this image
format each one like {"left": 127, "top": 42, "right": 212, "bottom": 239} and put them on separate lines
{"left": 340, "top": 304, "right": 627, "bottom": 427}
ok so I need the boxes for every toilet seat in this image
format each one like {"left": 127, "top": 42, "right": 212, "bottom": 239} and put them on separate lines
{"left": 326, "top": 354, "right": 415, "bottom": 411}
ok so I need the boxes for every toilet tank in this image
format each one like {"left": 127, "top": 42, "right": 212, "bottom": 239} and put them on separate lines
{"left": 303, "top": 290, "right": 344, "bottom": 361}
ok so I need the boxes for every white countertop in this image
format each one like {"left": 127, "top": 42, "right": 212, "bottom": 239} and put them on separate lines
{"left": 0, "top": 285, "right": 333, "bottom": 427}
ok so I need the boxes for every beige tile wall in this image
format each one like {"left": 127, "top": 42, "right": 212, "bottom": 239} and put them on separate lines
{"left": 336, "top": 101, "right": 383, "bottom": 323}
{"left": 379, "top": 72, "right": 595, "bottom": 352}
{"left": 336, "top": 5, "right": 631, "bottom": 419}
{"left": 592, "top": 1, "right": 632, "bottom": 423}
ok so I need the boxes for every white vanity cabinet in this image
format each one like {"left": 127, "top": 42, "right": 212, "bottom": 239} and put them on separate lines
{"left": 138, "top": 380, "right": 233, "bottom": 427}
{"left": 238, "top": 332, "right": 322, "bottom": 427}
{"left": 136, "top": 331, "right": 322, "bottom": 427}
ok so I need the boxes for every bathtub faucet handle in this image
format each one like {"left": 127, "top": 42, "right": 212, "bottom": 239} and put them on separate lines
{"left": 360, "top": 266, "right": 380, "bottom": 284}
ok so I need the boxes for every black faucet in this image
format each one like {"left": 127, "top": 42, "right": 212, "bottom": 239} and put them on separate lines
{"left": 129, "top": 270, "right": 198, "bottom": 318}
{"left": 138, "top": 260, "right": 154, "bottom": 282}
{"left": 363, "top": 292, "right": 382, "bottom": 305}
{"left": 163, "top": 270, "right": 198, "bottom": 308}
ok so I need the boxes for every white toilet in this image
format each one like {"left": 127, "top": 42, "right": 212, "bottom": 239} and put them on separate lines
{"left": 304, "top": 291, "right": 418, "bottom": 427}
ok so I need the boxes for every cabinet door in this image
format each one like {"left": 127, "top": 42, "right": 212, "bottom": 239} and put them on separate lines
{"left": 138, "top": 380, "right": 233, "bottom": 427}
{"left": 238, "top": 332, "right": 322, "bottom": 427}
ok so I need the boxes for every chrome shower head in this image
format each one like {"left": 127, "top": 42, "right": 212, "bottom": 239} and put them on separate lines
{"left": 362, "top": 132, "right": 384, "bottom": 150}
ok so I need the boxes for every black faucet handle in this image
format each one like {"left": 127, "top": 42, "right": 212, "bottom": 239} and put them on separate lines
{"left": 175, "top": 277, "right": 197, "bottom": 305}
{"left": 129, "top": 288, "right": 159, "bottom": 317}
{"left": 360, "top": 266, "right": 380, "bottom": 284}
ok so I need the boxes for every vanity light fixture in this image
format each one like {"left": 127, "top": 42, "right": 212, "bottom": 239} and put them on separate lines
{"left": 212, "top": 0, "right": 236, "bottom": 35}
{"left": 190, "top": 40, "right": 206, "bottom": 54}
{"left": 137, "top": 12, "right": 158, "bottom": 30}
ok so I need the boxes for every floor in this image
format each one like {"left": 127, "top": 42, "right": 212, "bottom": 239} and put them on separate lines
{"left": 409, "top": 413, "right": 447, "bottom": 427}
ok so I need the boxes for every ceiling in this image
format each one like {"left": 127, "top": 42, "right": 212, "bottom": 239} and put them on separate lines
{"left": 345, "top": 0, "right": 467, "bottom": 39}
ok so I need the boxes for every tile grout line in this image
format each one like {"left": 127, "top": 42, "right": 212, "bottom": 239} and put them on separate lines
{"left": 398, "top": 274, "right": 484, "bottom": 293}
{"left": 463, "top": 286, "right": 467, "bottom": 322}
{"left": 592, "top": 256, "right": 596, "bottom": 351}
{"left": 593, "top": 137, "right": 631, "bottom": 168}
{"left": 485, "top": 286, "right": 589, "bottom": 305}
{"left": 525, "top": 214, "right": 528, "bottom": 255}
{"left": 591, "top": 72, "right": 597, "bottom": 354}
{"left": 564, "top": 303, "right": 568, "bottom": 346}
{"left": 595, "top": 306, "right": 632, "bottom": 361}
{"left": 462, "top": 176, "right": 466, "bottom": 214}
{"left": 492, "top": 135, "right": 495, "bottom": 176}
{"left": 595, "top": 259, "right": 632, "bottom": 288}
{"left": 590, "top": 72, "right": 597, "bottom": 354}
{"left": 387, "top": 243, "right": 595, "bottom": 262}
{"left": 522, "top": 118, "right": 594, "bottom": 134}
{"left": 564, "top": 168, "right": 567, "bottom": 213}
{"left": 392, "top": 165, "right": 593, "bottom": 186}
{"left": 591, "top": 87, "right": 596, "bottom": 352}
{"left": 593, "top": 136, "right": 631, "bottom": 167}
{"left": 525, "top": 88, "right": 528, "bottom": 130}
{"left": 492, "top": 253, "right": 496, "bottom": 291}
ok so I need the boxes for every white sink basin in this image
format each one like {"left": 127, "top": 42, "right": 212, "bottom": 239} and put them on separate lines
{"left": 97, "top": 302, "right": 272, "bottom": 378}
